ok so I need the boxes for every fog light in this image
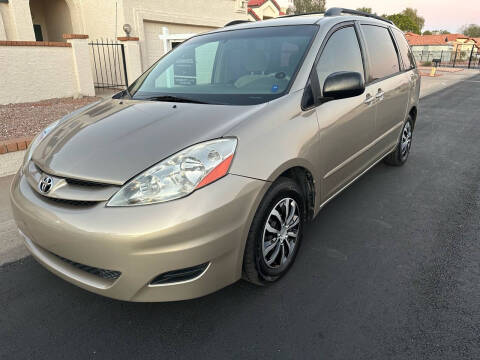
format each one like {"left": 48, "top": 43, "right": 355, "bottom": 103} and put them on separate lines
{"left": 149, "top": 262, "right": 209, "bottom": 285}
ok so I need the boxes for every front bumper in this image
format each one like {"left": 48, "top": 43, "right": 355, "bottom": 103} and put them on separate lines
{"left": 10, "top": 172, "right": 267, "bottom": 301}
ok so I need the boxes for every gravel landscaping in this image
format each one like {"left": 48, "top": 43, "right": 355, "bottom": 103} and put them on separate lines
{"left": 0, "top": 97, "right": 101, "bottom": 142}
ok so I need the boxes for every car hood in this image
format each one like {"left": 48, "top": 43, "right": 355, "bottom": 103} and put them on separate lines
{"left": 32, "top": 99, "right": 265, "bottom": 185}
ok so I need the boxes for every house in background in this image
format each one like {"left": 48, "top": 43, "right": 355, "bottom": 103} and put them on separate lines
{"left": 405, "top": 32, "right": 478, "bottom": 53}
{"left": 247, "top": 0, "right": 284, "bottom": 21}
{"left": 0, "top": 0, "right": 248, "bottom": 70}
{"left": 0, "top": 0, "right": 248, "bottom": 105}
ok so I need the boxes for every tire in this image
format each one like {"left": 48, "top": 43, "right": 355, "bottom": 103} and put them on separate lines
{"left": 243, "top": 177, "right": 305, "bottom": 285}
{"left": 384, "top": 115, "right": 414, "bottom": 166}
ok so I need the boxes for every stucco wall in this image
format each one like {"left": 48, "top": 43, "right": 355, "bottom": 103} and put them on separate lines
{"left": 122, "top": 0, "right": 247, "bottom": 70}
{"left": 1, "top": 0, "right": 247, "bottom": 42}
{"left": 75, "top": 0, "right": 120, "bottom": 41}
{"left": 0, "top": 3, "right": 15, "bottom": 40}
{"left": 123, "top": 0, "right": 246, "bottom": 35}
{"left": 0, "top": 42, "right": 94, "bottom": 104}
{"left": 44, "top": 0, "right": 73, "bottom": 41}
{"left": 0, "top": 8, "right": 6, "bottom": 40}
{"left": 29, "top": 0, "right": 49, "bottom": 40}
{"left": 143, "top": 21, "right": 215, "bottom": 69}
{"left": 9, "top": 0, "right": 35, "bottom": 40}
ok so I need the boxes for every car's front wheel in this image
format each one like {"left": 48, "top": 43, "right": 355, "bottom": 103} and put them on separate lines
{"left": 243, "top": 177, "right": 305, "bottom": 285}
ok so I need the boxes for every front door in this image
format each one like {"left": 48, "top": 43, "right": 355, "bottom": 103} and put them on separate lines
{"left": 313, "top": 24, "right": 377, "bottom": 202}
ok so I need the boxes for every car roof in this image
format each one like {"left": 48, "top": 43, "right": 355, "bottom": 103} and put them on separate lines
{"left": 213, "top": 9, "right": 397, "bottom": 34}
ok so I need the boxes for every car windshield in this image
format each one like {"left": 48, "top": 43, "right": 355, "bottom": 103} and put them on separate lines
{"left": 129, "top": 25, "right": 318, "bottom": 105}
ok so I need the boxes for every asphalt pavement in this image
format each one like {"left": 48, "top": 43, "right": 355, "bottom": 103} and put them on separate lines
{"left": 1, "top": 75, "right": 480, "bottom": 359}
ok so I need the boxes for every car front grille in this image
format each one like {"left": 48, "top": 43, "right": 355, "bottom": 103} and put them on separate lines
{"left": 27, "top": 161, "right": 118, "bottom": 205}
{"left": 51, "top": 252, "right": 121, "bottom": 281}
{"left": 65, "top": 178, "right": 111, "bottom": 187}
{"left": 45, "top": 196, "right": 99, "bottom": 207}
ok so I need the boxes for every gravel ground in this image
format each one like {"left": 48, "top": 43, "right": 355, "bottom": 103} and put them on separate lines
{"left": 0, "top": 97, "right": 101, "bottom": 142}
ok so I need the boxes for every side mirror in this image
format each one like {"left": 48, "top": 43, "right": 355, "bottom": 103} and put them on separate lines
{"left": 323, "top": 71, "right": 365, "bottom": 100}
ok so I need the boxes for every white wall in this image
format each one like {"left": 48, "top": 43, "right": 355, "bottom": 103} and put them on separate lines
{"left": 0, "top": 9, "right": 6, "bottom": 40}
{"left": 0, "top": 41, "right": 94, "bottom": 104}
{"left": 0, "top": 4, "right": 11, "bottom": 40}
{"left": 143, "top": 21, "right": 215, "bottom": 69}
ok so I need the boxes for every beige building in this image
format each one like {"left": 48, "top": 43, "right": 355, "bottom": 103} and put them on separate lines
{"left": 247, "top": 0, "right": 284, "bottom": 21}
{"left": 0, "top": 0, "right": 247, "bottom": 70}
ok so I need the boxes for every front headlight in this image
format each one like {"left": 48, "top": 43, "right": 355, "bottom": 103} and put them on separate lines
{"left": 107, "top": 138, "right": 237, "bottom": 206}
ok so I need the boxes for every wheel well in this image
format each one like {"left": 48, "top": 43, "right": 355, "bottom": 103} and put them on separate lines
{"left": 409, "top": 106, "right": 417, "bottom": 128}
{"left": 278, "top": 167, "right": 315, "bottom": 221}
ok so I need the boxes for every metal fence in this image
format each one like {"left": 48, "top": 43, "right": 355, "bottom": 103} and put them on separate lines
{"left": 412, "top": 48, "right": 480, "bottom": 69}
{"left": 89, "top": 39, "right": 128, "bottom": 89}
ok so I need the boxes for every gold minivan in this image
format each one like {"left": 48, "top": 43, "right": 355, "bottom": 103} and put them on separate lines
{"left": 10, "top": 8, "right": 420, "bottom": 301}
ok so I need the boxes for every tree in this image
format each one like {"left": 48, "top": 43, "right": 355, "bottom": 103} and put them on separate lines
{"left": 423, "top": 30, "right": 432, "bottom": 35}
{"left": 402, "top": 8, "right": 425, "bottom": 33}
{"left": 460, "top": 24, "right": 480, "bottom": 37}
{"left": 356, "top": 7, "right": 373, "bottom": 14}
{"left": 287, "top": 0, "right": 326, "bottom": 15}
{"left": 385, "top": 13, "right": 420, "bottom": 34}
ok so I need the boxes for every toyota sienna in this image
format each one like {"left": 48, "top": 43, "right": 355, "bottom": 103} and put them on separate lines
{"left": 10, "top": 8, "right": 420, "bottom": 301}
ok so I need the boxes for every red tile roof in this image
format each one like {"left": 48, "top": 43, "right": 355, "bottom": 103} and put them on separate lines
{"left": 248, "top": 0, "right": 281, "bottom": 12}
{"left": 405, "top": 33, "right": 468, "bottom": 46}
{"left": 248, "top": 7, "right": 261, "bottom": 20}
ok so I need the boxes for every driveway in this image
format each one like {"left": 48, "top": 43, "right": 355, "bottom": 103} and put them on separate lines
{"left": 1, "top": 75, "right": 480, "bottom": 359}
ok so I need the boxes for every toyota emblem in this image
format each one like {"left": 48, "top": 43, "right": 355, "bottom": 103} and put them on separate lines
{"left": 39, "top": 176, "right": 53, "bottom": 193}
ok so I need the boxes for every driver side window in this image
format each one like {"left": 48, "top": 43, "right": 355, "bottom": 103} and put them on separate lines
{"left": 316, "top": 26, "right": 365, "bottom": 95}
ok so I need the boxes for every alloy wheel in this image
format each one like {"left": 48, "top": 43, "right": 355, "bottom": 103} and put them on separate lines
{"left": 400, "top": 121, "right": 412, "bottom": 161}
{"left": 262, "top": 197, "right": 300, "bottom": 269}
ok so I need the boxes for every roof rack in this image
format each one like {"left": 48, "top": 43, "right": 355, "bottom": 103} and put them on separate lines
{"left": 279, "top": 11, "right": 325, "bottom": 19}
{"left": 224, "top": 20, "right": 251, "bottom": 27}
{"left": 325, "top": 7, "right": 393, "bottom": 24}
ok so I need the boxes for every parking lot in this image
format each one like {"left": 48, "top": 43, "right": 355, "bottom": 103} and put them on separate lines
{"left": 1, "top": 73, "right": 480, "bottom": 359}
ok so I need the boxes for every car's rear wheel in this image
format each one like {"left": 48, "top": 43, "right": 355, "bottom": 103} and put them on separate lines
{"left": 384, "top": 115, "right": 414, "bottom": 166}
{"left": 243, "top": 177, "right": 305, "bottom": 285}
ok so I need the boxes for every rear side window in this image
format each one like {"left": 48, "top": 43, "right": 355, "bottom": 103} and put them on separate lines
{"left": 392, "top": 28, "right": 416, "bottom": 70}
{"left": 361, "top": 25, "right": 400, "bottom": 81}
{"left": 316, "top": 26, "right": 364, "bottom": 94}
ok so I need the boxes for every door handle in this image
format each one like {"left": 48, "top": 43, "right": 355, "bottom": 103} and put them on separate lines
{"left": 375, "top": 89, "right": 385, "bottom": 99}
{"left": 364, "top": 94, "right": 374, "bottom": 105}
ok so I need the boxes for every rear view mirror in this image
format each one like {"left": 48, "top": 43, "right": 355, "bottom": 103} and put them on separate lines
{"left": 323, "top": 72, "right": 365, "bottom": 100}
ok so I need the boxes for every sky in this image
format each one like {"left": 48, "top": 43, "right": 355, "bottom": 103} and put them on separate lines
{"left": 325, "top": 0, "right": 480, "bottom": 33}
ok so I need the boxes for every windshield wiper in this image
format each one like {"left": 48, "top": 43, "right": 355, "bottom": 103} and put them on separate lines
{"left": 142, "top": 95, "right": 209, "bottom": 104}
